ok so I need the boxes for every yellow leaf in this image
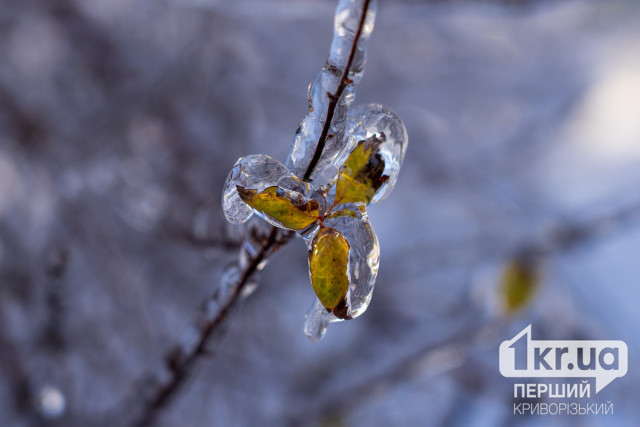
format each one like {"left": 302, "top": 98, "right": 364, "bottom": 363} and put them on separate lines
{"left": 236, "top": 185, "right": 319, "bottom": 230}
{"left": 309, "top": 227, "right": 351, "bottom": 317}
{"left": 500, "top": 258, "right": 538, "bottom": 314}
{"left": 335, "top": 138, "right": 388, "bottom": 205}
{"left": 325, "top": 209, "right": 358, "bottom": 220}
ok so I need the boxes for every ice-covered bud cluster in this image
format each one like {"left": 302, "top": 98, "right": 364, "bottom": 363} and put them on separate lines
{"left": 221, "top": 0, "right": 408, "bottom": 341}
{"left": 223, "top": 105, "right": 407, "bottom": 340}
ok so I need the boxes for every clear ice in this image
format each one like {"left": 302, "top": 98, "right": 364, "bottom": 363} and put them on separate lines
{"left": 338, "top": 104, "right": 409, "bottom": 203}
{"left": 220, "top": 0, "right": 409, "bottom": 341}
{"left": 222, "top": 154, "right": 310, "bottom": 227}
{"left": 285, "top": 0, "right": 377, "bottom": 183}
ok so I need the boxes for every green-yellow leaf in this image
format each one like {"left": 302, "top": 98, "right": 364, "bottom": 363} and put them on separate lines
{"left": 500, "top": 258, "right": 538, "bottom": 314}
{"left": 335, "top": 138, "right": 389, "bottom": 205}
{"left": 236, "top": 185, "right": 319, "bottom": 230}
{"left": 309, "top": 227, "right": 350, "bottom": 317}
{"left": 324, "top": 209, "right": 359, "bottom": 221}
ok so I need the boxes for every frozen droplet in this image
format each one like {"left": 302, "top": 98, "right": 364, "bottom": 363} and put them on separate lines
{"left": 38, "top": 385, "right": 66, "bottom": 419}
{"left": 304, "top": 300, "right": 341, "bottom": 342}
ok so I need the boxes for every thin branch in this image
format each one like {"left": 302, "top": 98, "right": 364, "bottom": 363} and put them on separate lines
{"left": 128, "top": 3, "right": 376, "bottom": 424}
{"left": 303, "top": 0, "right": 372, "bottom": 182}
{"left": 132, "top": 227, "right": 282, "bottom": 426}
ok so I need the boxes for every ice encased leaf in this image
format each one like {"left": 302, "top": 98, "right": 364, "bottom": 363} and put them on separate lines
{"left": 308, "top": 227, "right": 351, "bottom": 315}
{"left": 334, "top": 137, "right": 388, "bottom": 205}
{"left": 332, "top": 104, "right": 408, "bottom": 203}
{"left": 285, "top": 0, "right": 377, "bottom": 181}
{"left": 222, "top": 154, "right": 307, "bottom": 224}
{"left": 325, "top": 209, "right": 379, "bottom": 318}
{"left": 236, "top": 185, "right": 319, "bottom": 231}
{"left": 303, "top": 207, "right": 379, "bottom": 340}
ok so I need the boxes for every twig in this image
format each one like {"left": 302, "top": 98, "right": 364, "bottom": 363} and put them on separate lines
{"left": 303, "top": 0, "right": 372, "bottom": 182}
{"left": 129, "top": 1, "right": 376, "bottom": 425}
{"left": 132, "top": 227, "right": 281, "bottom": 427}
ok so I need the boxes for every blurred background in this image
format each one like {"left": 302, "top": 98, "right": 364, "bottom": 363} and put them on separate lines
{"left": 1, "top": 0, "right": 639, "bottom": 425}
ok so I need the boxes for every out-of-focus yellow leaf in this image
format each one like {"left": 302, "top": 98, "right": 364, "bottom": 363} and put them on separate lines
{"left": 309, "top": 227, "right": 350, "bottom": 316}
{"left": 236, "top": 185, "right": 319, "bottom": 230}
{"left": 335, "top": 138, "right": 388, "bottom": 205}
{"left": 500, "top": 258, "right": 538, "bottom": 314}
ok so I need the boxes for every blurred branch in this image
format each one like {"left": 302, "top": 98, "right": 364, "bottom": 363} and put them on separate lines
{"left": 131, "top": 227, "right": 284, "bottom": 427}
{"left": 0, "top": 82, "right": 45, "bottom": 147}
{"left": 0, "top": 294, "right": 40, "bottom": 424}
{"left": 538, "top": 200, "right": 640, "bottom": 254}
{"left": 129, "top": 1, "right": 376, "bottom": 425}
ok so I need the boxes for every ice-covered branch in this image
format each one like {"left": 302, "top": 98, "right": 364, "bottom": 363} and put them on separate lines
{"left": 288, "top": 0, "right": 376, "bottom": 182}
{"left": 128, "top": 1, "right": 378, "bottom": 425}
{"left": 130, "top": 224, "right": 289, "bottom": 427}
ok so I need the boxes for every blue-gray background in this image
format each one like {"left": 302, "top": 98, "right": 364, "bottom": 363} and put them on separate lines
{"left": 1, "top": 0, "right": 639, "bottom": 425}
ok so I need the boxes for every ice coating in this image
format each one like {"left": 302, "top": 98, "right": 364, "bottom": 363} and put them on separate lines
{"left": 222, "top": 154, "right": 307, "bottom": 224}
{"left": 303, "top": 210, "right": 379, "bottom": 340}
{"left": 304, "top": 299, "right": 340, "bottom": 342}
{"left": 333, "top": 104, "right": 409, "bottom": 203}
{"left": 285, "top": 0, "right": 378, "bottom": 181}
{"left": 324, "top": 208, "right": 379, "bottom": 317}
{"left": 242, "top": 216, "right": 284, "bottom": 269}
{"left": 331, "top": 0, "right": 376, "bottom": 76}
{"left": 219, "top": 0, "right": 408, "bottom": 342}
{"left": 219, "top": 262, "right": 242, "bottom": 300}
{"left": 302, "top": 205, "right": 379, "bottom": 339}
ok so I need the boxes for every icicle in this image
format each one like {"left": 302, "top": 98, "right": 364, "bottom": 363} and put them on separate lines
{"left": 304, "top": 299, "right": 340, "bottom": 342}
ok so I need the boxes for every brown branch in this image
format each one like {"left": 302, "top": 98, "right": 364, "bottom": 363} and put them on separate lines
{"left": 132, "top": 227, "right": 283, "bottom": 426}
{"left": 303, "top": 0, "right": 372, "bottom": 182}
